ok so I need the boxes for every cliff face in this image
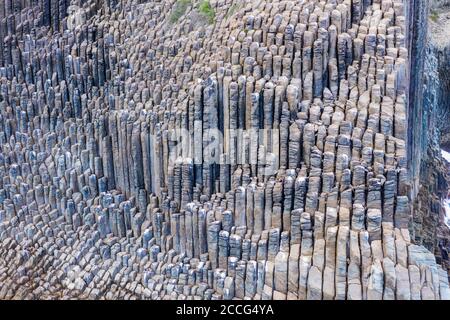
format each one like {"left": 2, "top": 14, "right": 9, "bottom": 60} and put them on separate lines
{"left": 408, "top": 0, "right": 450, "bottom": 279}
{"left": 0, "top": 0, "right": 449, "bottom": 300}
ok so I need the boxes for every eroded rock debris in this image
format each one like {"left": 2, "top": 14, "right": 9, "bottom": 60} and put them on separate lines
{"left": 0, "top": 0, "right": 449, "bottom": 300}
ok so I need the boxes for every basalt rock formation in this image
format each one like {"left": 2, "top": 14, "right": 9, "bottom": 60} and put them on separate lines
{"left": 0, "top": 0, "right": 449, "bottom": 300}
{"left": 408, "top": 0, "right": 450, "bottom": 284}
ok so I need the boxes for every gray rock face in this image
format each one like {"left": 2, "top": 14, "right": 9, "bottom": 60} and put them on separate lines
{"left": 0, "top": 0, "right": 448, "bottom": 301}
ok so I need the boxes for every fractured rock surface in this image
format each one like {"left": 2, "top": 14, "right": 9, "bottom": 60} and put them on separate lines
{"left": 0, "top": 0, "right": 449, "bottom": 300}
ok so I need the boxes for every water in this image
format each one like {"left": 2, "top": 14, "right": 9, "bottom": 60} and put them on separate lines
{"left": 445, "top": 199, "right": 450, "bottom": 227}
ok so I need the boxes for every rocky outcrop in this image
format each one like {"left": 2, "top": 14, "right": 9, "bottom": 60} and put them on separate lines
{"left": 407, "top": 0, "right": 450, "bottom": 280}
{"left": 0, "top": 0, "right": 449, "bottom": 300}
